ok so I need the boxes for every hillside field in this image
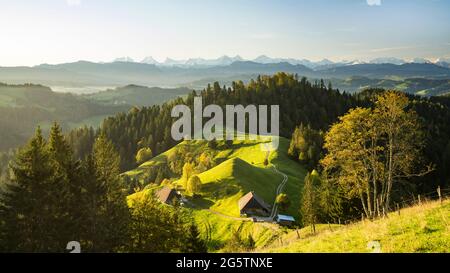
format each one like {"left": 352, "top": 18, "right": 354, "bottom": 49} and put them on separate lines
{"left": 261, "top": 199, "right": 449, "bottom": 253}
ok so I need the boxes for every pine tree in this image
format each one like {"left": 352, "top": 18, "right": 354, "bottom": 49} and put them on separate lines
{"left": 0, "top": 127, "right": 58, "bottom": 252}
{"left": 183, "top": 221, "right": 207, "bottom": 253}
{"left": 47, "top": 122, "right": 79, "bottom": 247}
{"left": 91, "top": 133, "right": 130, "bottom": 252}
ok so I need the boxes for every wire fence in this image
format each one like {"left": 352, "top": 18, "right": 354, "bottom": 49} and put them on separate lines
{"left": 340, "top": 186, "right": 449, "bottom": 225}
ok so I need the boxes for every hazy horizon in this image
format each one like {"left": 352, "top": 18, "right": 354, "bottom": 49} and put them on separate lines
{"left": 1, "top": 0, "right": 449, "bottom": 66}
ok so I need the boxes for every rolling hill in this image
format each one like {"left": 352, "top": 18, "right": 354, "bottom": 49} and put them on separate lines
{"left": 83, "top": 85, "right": 191, "bottom": 106}
{"left": 126, "top": 136, "right": 306, "bottom": 215}
{"left": 0, "top": 83, "right": 129, "bottom": 151}
{"left": 125, "top": 136, "right": 307, "bottom": 250}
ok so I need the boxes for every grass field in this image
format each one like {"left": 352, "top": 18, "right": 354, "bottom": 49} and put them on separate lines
{"left": 125, "top": 135, "right": 307, "bottom": 251}
{"left": 125, "top": 136, "right": 306, "bottom": 217}
{"left": 261, "top": 199, "right": 450, "bottom": 253}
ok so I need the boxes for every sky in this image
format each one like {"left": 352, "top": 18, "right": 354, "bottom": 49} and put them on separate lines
{"left": 0, "top": 0, "right": 449, "bottom": 66}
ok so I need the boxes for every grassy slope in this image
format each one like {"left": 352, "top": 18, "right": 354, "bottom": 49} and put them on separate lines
{"left": 126, "top": 136, "right": 307, "bottom": 251}
{"left": 126, "top": 137, "right": 306, "bottom": 217}
{"left": 261, "top": 199, "right": 450, "bottom": 253}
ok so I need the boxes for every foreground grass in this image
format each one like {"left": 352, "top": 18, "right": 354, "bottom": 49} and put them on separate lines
{"left": 261, "top": 199, "right": 450, "bottom": 253}
{"left": 192, "top": 209, "right": 282, "bottom": 251}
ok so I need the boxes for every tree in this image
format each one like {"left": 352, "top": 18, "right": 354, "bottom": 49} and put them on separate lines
{"left": 321, "top": 107, "right": 376, "bottom": 217}
{"left": 317, "top": 172, "right": 343, "bottom": 222}
{"left": 374, "top": 91, "right": 429, "bottom": 211}
{"left": 181, "top": 162, "right": 195, "bottom": 189}
{"left": 91, "top": 133, "right": 130, "bottom": 252}
{"left": 182, "top": 221, "right": 208, "bottom": 253}
{"left": 275, "top": 193, "right": 291, "bottom": 212}
{"left": 443, "top": 141, "right": 450, "bottom": 185}
{"left": 135, "top": 147, "right": 153, "bottom": 165}
{"left": 288, "top": 124, "right": 323, "bottom": 170}
{"left": 127, "top": 195, "right": 193, "bottom": 252}
{"left": 301, "top": 170, "right": 320, "bottom": 233}
{"left": 47, "top": 122, "right": 80, "bottom": 248}
{"left": 208, "top": 139, "right": 218, "bottom": 149}
{"left": 321, "top": 91, "right": 429, "bottom": 218}
{"left": 0, "top": 127, "right": 58, "bottom": 251}
{"left": 155, "top": 168, "right": 165, "bottom": 184}
{"left": 187, "top": 175, "right": 202, "bottom": 195}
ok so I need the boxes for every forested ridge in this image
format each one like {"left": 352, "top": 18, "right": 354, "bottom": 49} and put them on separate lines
{"left": 67, "top": 73, "right": 450, "bottom": 193}
{"left": 69, "top": 73, "right": 357, "bottom": 170}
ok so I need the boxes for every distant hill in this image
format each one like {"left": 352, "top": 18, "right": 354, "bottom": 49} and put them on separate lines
{"left": 317, "top": 63, "right": 450, "bottom": 79}
{"left": 0, "top": 83, "right": 129, "bottom": 151}
{"left": 84, "top": 85, "right": 191, "bottom": 106}
{"left": 2, "top": 61, "right": 450, "bottom": 89}
{"left": 0, "top": 83, "right": 198, "bottom": 151}
{"left": 331, "top": 77, "right": 450, "bottom": 96}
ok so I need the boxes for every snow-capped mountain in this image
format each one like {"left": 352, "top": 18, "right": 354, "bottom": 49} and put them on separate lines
{"left": 107, "top": 55, "right": 450, "bottom": 69}
{"left": 141, "top": 56, "right": 159, "bottom": 65}
{"left": 369, "top": 57, "right": 406, "bottom": 65}
{"left": 114, "top": 57, "right": 135, "bottom": 63}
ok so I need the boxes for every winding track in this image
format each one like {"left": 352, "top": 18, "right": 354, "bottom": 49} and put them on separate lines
{"left": 268, "top": 164, "right": 288, "bottom": 220}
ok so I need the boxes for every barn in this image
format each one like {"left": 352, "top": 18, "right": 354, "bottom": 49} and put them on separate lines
{"left": 155, "top": 186, "right": 180, "bottom": 205}
{"left": 238, "top": 191, "right": 271, "bottom": 217}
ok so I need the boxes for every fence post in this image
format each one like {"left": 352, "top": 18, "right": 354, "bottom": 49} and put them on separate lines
{"left": 361, "top": 213, "right": 364, "bottom": 222}
{"left": 396, "top": 203, "right": 400, "bottom": 216}
{"left": 418, "top": 194, "right": 421, "bottom": 206}
{"left": 338, "top": 218, "right": 341, "bottom": 225}
{"left": 382, "top": 207, "right": 386, "bottom": 218}
{"left": 296, "top": 229, "right": 300, "bottom": 239}
{"left": 376, "top": 198, "right": 380, "bottom": 218}
{"left": 437, "top": 186, "right": 442, "bottom": 204}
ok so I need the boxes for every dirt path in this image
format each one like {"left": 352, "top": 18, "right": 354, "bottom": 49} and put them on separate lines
{"left": 269, "top": 164, "right": 288, "bottom": 219}
{"left": 258, "top": 145, "right": 289, "bottom": 221}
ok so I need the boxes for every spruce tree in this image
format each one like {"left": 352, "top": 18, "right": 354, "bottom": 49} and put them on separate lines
{"left": 0, "top": 127, "right": 57, "bottom": 251}
{"left": 182, "top": 221, "right": 208, "bottom": 253}
{"left": 91, "top": 133, "right": 130, "bottom": 252}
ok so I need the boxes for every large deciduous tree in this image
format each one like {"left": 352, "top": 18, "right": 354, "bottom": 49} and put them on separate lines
{"left": 321, "top": 91, "right": 429, "bottom": 218}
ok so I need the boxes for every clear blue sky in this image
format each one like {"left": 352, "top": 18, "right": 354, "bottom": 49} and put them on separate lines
{"left": 0, "top": 0, "right": 449, "bottom": 66}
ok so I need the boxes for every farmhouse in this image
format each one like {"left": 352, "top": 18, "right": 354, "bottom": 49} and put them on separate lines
{"left": 156, "top": 186, "right": 180, "bottom": 205}
{"left": 238, "top": 191, "right": 271, "bottom": 216}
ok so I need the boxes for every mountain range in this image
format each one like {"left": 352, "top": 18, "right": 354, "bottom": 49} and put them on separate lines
{"left": 1, "top": 57, "right": 450, "bottom": 95}
{"left": 111, "top": 55, "right": 450, "bottom": 69}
